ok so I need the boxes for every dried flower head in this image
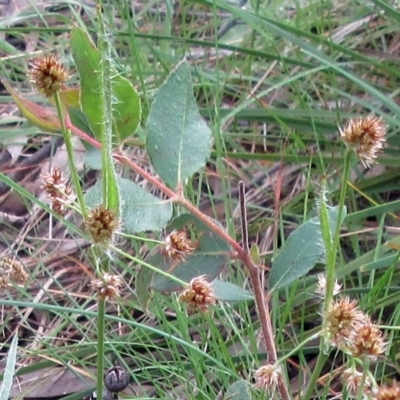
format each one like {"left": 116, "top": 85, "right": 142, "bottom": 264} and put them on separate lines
{"left": 254, "top": 363, "right": 282, "bottom": 393}
{"left": 348, "top": 320, "right": 386, "bottom": 359}
{"left": 85, "top": 206, "right": 120, "bottom": 245}
{"left": 315, "top": 274, "right": 342, "bottom": 298}
{"left": 339, "top": 114, "right": 387, "bottom": 168}
{"left": 41, "top": 167, "right": 75, "bottom": 215}
{"left": 163, "top": 229, "right": 195, "bottom": 261}
{"left": 179, "top": 275, "right": 216, "bottom": 312}
{"left": 0, "top": 275, "right": 9, "bottom": 289}
{"left": 90, "top": 273, "right": 122, "bottom": 300}
{"left": 29, "top": 54, "right": 69, "bottom": 97}
{"left": 342, "top": 367, "right": 372, "bottom": 398}
{"left": 1, "top": 257, "right": 28, "bottom": 286}
{"left": 373, "top": 381, "right": 400, "bottom": 400}
{"left": 325, "top": 296, "right": 368, "bottom": 349}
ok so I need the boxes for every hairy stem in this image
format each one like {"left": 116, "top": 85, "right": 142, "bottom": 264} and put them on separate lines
{"left": 53, "top": 93, "right": 87, "bottom": 219}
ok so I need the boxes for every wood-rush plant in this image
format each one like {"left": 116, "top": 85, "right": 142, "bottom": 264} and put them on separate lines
{"left": 1, "top": 10, "right": 392, "bottom": 400}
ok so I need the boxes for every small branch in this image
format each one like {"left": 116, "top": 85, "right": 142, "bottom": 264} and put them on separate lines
{"left": 113, "top": 150, "right": 244, "bottom": 255}
{"left": 239, "top": 181, "right": 249, "bottom": 252}
{"left": 238, "top": 184, "right": 291, "bottom": 400}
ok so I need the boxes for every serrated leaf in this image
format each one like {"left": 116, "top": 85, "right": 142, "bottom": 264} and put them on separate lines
{"left": 224, "top": 380, "right": 251, "bottom": 400}
{"left": 211, "top": 280, "right": 253, "bottom": 301}
{"left": 146, "top": 61, "right": 212, "bottom": 189}
{"left": 85, "top": 177, "right": 172, "bottom": 233}
{"left": 0, "top": 333, "right": 18, "bottom": 400}
{"left": 149, "top": 214, "right": 231, "bottom": 292}
{"left": 269, "top": 205, "right": 346, "bottom": 290}
{"left": 1, "top": 78, "right": 61, "bottom": 132}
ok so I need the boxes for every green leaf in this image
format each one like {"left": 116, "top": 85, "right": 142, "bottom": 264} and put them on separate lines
{"left": 136, "top": 264, "right": 155, "bottom": 312}
{"left": 146, "top": 61, "right": 212, "bottom": 189}
{"left": 269, "top": 205, "right": 346, "bottom": 290}
{"left": 84, "top": 144, "right": 102, "bottom": 170}
{"left": 85, "top": 177, "right": 172, "bottom": 233}
{"left": 149, "top": 214, "right": 230, "bottom": 292}
{"left": 70, "top": 27, "right": 103, "bottom": 141}
{"left": 68, "top": 106, "right": 93, "bottom": 137}
{"left": 1, "top": 78, "right": 61, "bottom": 132}
{"left": 224, "top": 380, "right": 251, "bottom": 400}
{"left": 112, "top": 75, "right": 141, "bottom": 142}
{"left": 0, "top": 333, "right": 18, "bottom": 400}
{"left": 70, "top": 29, "right": 141, "bottom": 144}
{"left": 211, "top": 280, "right": 253, "bottom": 301}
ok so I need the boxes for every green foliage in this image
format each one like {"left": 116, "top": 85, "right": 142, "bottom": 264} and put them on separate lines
{"left": 211, "top": 280, "right": 253, "bottom": 301}
{"left": 146, "top": 61, "right": 212, "bottom": 189}
{"left": 136, "top": 213, "right": 231, "bottom": 308}
{"left": 85, "top": 177, "right": 172, "bottom": 233}
{"left": 224, "top": 380, "right": 251, "bottom": 400}
{"left": 1, "top": 78, "right": 61, "bottom": 132}
{"left": 0, "top": 333, "right": 18, "bottom": 400}
{"left": 2, "top": 0, "right": 400, "bottom": 399}
{"left": 269, "top": 205, "right": 347, "bottom": 290}
{"left": 70, "top": 27, "right": 141, "bottom": 144}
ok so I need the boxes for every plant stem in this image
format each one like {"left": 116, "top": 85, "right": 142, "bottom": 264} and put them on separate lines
{"left": 301, "top": 351, "right": 329, "bottom": 400}
{"left": 53, "top": 92, "right": 87, "bottom": 219}
{"left": 324, "top": 150, "right": 351, "bottom": 317}
{"left": 238, "top": 181, "right": 291, "bottom": 400}
{"left": 357, "top": 357, "right": 371, "bottom": 400}
{"left": 96, "top": 297, "right": 106, "bottom": 400}
{"left": 303, "top": 151, "right": 352, "bottom": 400}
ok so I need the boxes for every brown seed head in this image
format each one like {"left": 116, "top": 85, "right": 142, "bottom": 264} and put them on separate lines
{"left": 29, "top": 54, "right": 69, "bottom": 97}
{"left": 1, "top": 257, "right": 28, "bottom": 285}
{"left": 179, "top": 275, "right": 216, "bottom": 312}
{"left": 374, "top": 382, "right": 400, "bottom": 400}
{"left": 342, "top": 367, "right": 372, "bottom": 398}
{"left": 90, "top": 273, "right": 122, "bottom": 300}
{"left": 326, "top": 296, "right": 368, "bottom": 348}
{"left": 163, "top": 229, "right": 195, "bottom": 261}
{"left": 0, "top": 275, "right": 9, "bottom": 289}
{"left": 85, "top": 206, "right": 120, "bottom": 244}
{"left": 348, "top": 321, "right": 386, "bottom": 359}
{"left": 41, "top": 167, "right": 75, "bottom": 215}
{"left": 254, "top": 363, "right": 282, "bottom": 393}
{"left": 339, "top": 114, "right": 387, "bottom": 168}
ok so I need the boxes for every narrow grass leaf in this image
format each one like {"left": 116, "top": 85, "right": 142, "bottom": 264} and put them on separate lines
{"left": 0, "top": 333, "right": 18, "bottom": 400}
{"left": 270, "top": 206, "right": 344, "bottom": 290}
{"left": 85, "top": 178, "right": 172, "bottom": 233}
{"left": 211, "top": 280, "right": 253, "bottom": 302}
{"left": 146, "top": 60, "right": 212, "bottom": 189}
{"left": 224, "top": 380, "right": 251, "bottom": 400}
{"left": 136, "top": 262, "right": 155, "bottom": 311}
